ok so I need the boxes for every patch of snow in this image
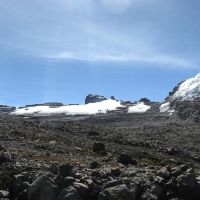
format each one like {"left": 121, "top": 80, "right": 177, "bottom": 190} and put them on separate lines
{"left": 160, "top": 102, "right": 170, "bottom": 112}
{"left": 128, "top": 102, "right": 150, "bottom": 113}
{"left": 172, "top": 73, "right": 200, "bottom": 101}
{"left": 12, "top": 99, "right": 124, "bottom": 116}
{"left": 160, "top": 102, "right": 175, "bottom": 113}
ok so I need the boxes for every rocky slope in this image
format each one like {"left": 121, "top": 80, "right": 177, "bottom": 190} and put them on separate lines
{"left": 0, "top": 112, "right": 200, "bottom": 200}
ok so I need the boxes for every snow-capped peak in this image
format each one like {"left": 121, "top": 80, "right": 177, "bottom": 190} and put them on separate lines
{"left": 195, "top": 73, "right": 200, "bottom": 78}
{"left": 170, "top": 73, "right": 200, "bottom": 101}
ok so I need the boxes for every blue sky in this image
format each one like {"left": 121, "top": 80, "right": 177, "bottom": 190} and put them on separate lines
{"left": 0, "top": 0, "right": 200, "bottom": 106}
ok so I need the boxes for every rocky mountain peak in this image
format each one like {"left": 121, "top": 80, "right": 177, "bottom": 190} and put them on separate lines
{"left": 163, "top": 73, "right": 200, "bottom": 122}
{"left": 85, "top": 94, "right": 107, "bottom": 104}
{"left": 167, "top": 73, "right": 200, "bottom": 102}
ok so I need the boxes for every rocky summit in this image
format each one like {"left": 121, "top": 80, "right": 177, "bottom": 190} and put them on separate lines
{"left": 163, "top": 73, "right": 200, "bottom": 122}
{"left": 85, "top": 94, "right": 107, "bottom": 104}
{"left": 0, "top": 74, "right": 200, "bottom": 199}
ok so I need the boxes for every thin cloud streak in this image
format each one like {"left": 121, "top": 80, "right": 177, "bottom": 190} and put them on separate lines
{"left": 44, "top": 51, "right": 194, "bottom": 69}
{"left": 0, "top": 0, "right": 198, "bottom": 70}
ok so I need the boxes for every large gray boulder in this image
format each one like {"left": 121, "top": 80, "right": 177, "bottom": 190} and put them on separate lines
{"left": 27, "top": 175, "right": 58, "bottom": 200}
{"left": 57, "top": 186, "right": 82, "bottom": 200}
{"left": 177, "top": 173, "right": 200, "bottom": 200}
{"left": 99, "top": 184, "right": 137, "bottom": 200}
{"left": 9, "top": 173, "right": 31, "bottom": 199}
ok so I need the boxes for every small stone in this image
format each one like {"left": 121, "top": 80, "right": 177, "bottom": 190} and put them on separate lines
{"left": 0, "top": 190, "right": 9, "bottom": 198}
{"left": 152, "top": 184, "right": 163, "bottom": 197}
{"left": 157, "top": 167, "right": 171, "bottom": 179}
{"left": 0, "top": 152, "right": 11, "bottom": 164}
{"left": 91, "top": 170, "right": 101, "bottom": 177}
{"left": 90, "top": 161, "right": 100, "bottom": 169}
{"left": 111, "top": 167, "right": 121, "bottom": 177}
{"left": 172, "top": 169, "right": 182, "bottom": 177}
{"left": 49, "top": 163, "right": 59, "bottom": 174}
{"left": 63, "top": 177, "right": 75, "bottom": 186}
{"left": 166, "top": 147, "right": 178, "bottom": 155}
{"left": 154, "top": 176, "right": 166, "bottom": 185}
{"left": 92, "top": 143, "right": 106, "bottom": 153}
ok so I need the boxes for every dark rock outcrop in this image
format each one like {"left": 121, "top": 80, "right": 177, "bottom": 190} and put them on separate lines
{"left": 0, "top": 105, "right": 16, "bottom": 112}
{"left": 19, "top": 102, "right": 64, "bottom": 109}
{"left": 173, "top": 101, "right": 200, "bottom": 122}
{"left": 59, "top": 164, "right": 73, "bottom": 177}
{"left": 85, "top": 95, "right": 107, "bottom": 104}
{"left": 163, "top": 74, "right": 200, "bottom": 122}
{"left": 139, "top": 98, "right": 151, "bottom": 104}
{"left": 165, "top": 81, "right": 184, "bottom": 102}
{"left": 117, "top": 153, "right": 137, "bottom": 166}
{"left": 92, "top": 143, "right": 106, "bottom": 154}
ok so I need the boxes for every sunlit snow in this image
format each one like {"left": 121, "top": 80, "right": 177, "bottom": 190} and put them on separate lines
{"left": 159, "top": 102, "right": 170, "bottom": 112}
{"left": 172, "top": 73, "right": 200, "bottom": 101}
{"left": 128, "top": 102, "right": 150, "bottom": 113}
{"left": 12, "top": 99, "right": 124, "bottom": 116}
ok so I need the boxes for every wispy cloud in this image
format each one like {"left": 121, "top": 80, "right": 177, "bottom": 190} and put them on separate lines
{"left": 43, "top": 51, "right": 193, "bottom": 69}
{"left": 0, "top": 0, "right": 198, "bottom": 69}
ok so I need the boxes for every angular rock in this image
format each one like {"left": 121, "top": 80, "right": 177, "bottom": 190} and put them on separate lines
{"left": 85, "top": 94, "right": 107, "bottom": 104}
{"left": 102, "top": 180, "right": 124, "bottom": 191}
{"left": 90, "top": 161, "right": 100, "bottom": 169}
{"left": 27, "top": 175, "right": 58, "bottom": 200}
{"left": 57, "top": 186, "right": 81, "bottom": 200}
{"left": 166, "top": 147, "right": 178, "bottom": 155}
{"left": 110, "top": 168, "right": 121, "bottom": 177}
{"left": 151, "top": 184, "right": 163, "bottom": 197}
{"left": 177, "top": 173, "right": 200, "bottom": 200}
{"left": 92, "top": 143, "right": 106, "bottom": 154}
{"left": 99, "top": 184, "right": 137, "bottom": 200}
{"left": 73, "top": 182, "right": 89, "bottom": 199}
{"left": 0, "top": 190, "right": 9, "bottom": 198}
{"left": 165, "top": 178, "right": 177, "bottom": 191}
{"left": 141, "top": 190, "right": 158, "bottom": 200}
{"left": 59, "top": 164, "right": 73, "bottom": 177}
{"left": 0, "top": 152, "right": 12, "bottom": 164}
{"left": 9, "top": 174, "right": 30, "bottom": 199}
{"left": 117, "top": 153, "right": 137, "bottom": 166}
{"left": 63, "top": 177, "right": 75, "bottom": 187}
{"left": 157, "top": 167, "right": 171, "bottom": 179}
{"left": 49, "top": 163, "right": 59, "bottom": 174}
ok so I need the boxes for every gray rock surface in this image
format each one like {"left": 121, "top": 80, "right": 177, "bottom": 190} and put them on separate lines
{"left": 85, "top": 94, "right": 107, "bottom": 104}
